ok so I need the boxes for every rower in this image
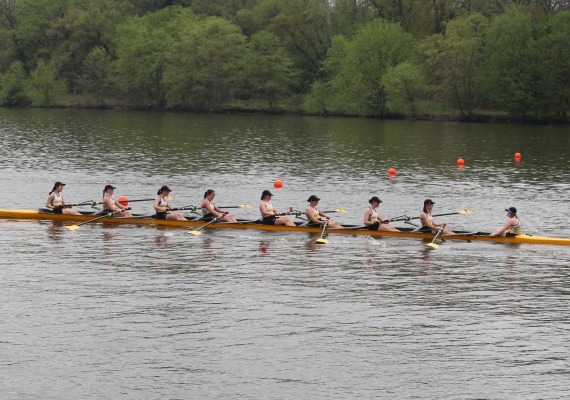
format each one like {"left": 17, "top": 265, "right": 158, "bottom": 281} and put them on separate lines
{"left": 102, "top": 185, "right": 132, "bottom": 217}
{"left": 419, "top": 199, "right": 454, "bottom": 235}
{"left": 154, "top": 186, "right": 187, "bottom": 221}
{"left": 45, "top": 181, "right": 81, "bottom": 215}
{"left": 304, "top": 195, "right": 342, "bottom": 228}
{"left": 259, "top": 190, "right": 295, "bottom": 226}
{"left": 363, "top": 196, "right": 399, "bottom": 232}
{"left": 490, "top": 207, "right": 521, "bottom": 237}
{"left": 200, "top": 189, "right": 237, "bottom": 222}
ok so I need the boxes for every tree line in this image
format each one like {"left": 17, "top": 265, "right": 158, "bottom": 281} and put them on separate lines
{"left": 0, "top": 0, "right": 568, "bottom": 122}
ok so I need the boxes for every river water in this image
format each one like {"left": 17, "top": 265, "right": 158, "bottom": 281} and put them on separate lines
{"left": 1, "top": 108, "right": 569, "bottom": 399}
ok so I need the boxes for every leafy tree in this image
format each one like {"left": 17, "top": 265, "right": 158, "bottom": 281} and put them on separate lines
{"left": 80, "top": 46, "right": 113, "bottom": 106}
{"left": 482, "top": 8, "right": 538, "bottom": 118}
{"left": 534, "top": 10, "right": 570, "bottom": 120}
{"left": 26, "top": 59, "right": 67, "bottom": 106}
{"left": 244, "top": 31, "right": 298, "bottom": 111}
{"left": 113, "top": 6, "right": 195, "bottom": 107}
{"left": 381, "top": 61, "right": 425, "bottom": 117}
{"left": 163, "top": 16, "right": 249, "bottom": 110}
{"left": 320, "top": 19, "right": 415, "bottom": 116}
{"left": 0, "top": 60, "right": 29, "bottom": 105}
{"left": 419, "top": 12, "right": 488, "bottom": 118}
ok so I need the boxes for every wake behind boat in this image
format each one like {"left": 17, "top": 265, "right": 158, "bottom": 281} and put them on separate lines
{"left": 1, "top": 209, "right": 569, "bottom": 246}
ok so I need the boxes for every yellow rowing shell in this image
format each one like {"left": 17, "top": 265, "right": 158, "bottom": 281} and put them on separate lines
{"left": 1, "top": 209, "right": 569, "bottom": 246}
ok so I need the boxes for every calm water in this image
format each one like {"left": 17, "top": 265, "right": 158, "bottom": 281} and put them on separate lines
{"left": 1, "top": 108, "right": 569, "bottom": 399}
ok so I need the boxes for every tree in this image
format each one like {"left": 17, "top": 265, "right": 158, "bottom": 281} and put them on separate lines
{"left": 80, "top": 46, "right": 112, "bottom": 106}
{"left": 482, "top": 8, "right": 538, "bottom": 118}
{"left": 26, "top": 59, "right": 67, "bottom": 106}
{"left": 163, "top": 16, "right": 249, "bottom": 110}
{"left": 381, "top": 61, "right": 426, "bottom": 117}
{"left": 320, "top": 19, "right": 415, "bottom": 116}
{"left": 244, "top": 31, "right": 298, "bottom": 111}
{"left": 0, "top": 60, "right": 29, "bottom": 105}
{"left": 113, "top": 6, "right": 194, "bottom": 107}
{"left": 419, "top": 12, "right": 488, "bottom": 118}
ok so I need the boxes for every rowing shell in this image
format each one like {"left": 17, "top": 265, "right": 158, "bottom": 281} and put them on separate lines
{"left": 1, "top": 209, "right": 569, "bottom": 246}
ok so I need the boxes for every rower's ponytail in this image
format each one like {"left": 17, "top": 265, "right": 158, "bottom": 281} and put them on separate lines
{"left": 204, "top": 189, "right": 214, "bottom": 199}
{"left": 49, "top": 184, "right": 58, "bottom": 195}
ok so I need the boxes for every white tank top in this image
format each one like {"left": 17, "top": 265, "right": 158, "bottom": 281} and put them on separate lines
{"left": 103, "top": 194, "right": 115, "bottom": 210}
{"left": 202, "top": 200, "right": 212, "bottom": 216}
{"left": 52, "top": 191, "right": 63, "bottom": 207}
{"left": 262, "top": 201, "right": 274, "bottom": 216}
{"left": 368, "top": 206, "right": 379, "bottom": 222}
{"left": 310, "top": 206, "right": 320, "bottom": 218}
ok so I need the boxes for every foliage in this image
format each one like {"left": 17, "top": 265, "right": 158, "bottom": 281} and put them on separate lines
{"left": 162, "top": 16, "right": 248, "bottom": 110}
{"left": 80, "top": 46, "right": 113, "bottom": 106}
{"left": 482, "top": 8, "right": 538, "bottom": 118}
{"left": 26, "top": 59, "right": 67, "bottom": 106}
{"left": 0, "top": 0, "right": 568, "bottom": 121}
{"left": 243, "top": 31, "right": 298, "bottom": 111}
{"left": 381, "top": 61, "right": 426, "bottom": 117}
{"left": 317, "top": 19, "right": 415, "bottom": 116}
{"left": 419, "top": 13, "right": 488, "bottom": 118}
{"left": 0, "top": 60, "right": 29, "bottom": 106}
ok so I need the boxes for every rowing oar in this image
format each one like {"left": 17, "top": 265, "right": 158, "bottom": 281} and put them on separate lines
{"left": 124, "top": 196, "right": 174, "bottom": 203}
{"left": 64, "top": 208, "right": 131, "bottom": 230}
{"left": 426, "top": 226, "right": 445, "bottom": 248}
{"left": 315, "top": 220, "right": 329, "bottom": 244}
{"left": 217, "top": 204, "right": 252, "bottom": 209}
{"left": 390, "top": 209, "right": 473, "bottom": 222}
{"left": 187, "top": 214, "right": 224, "bottom": 236}
{"left": 321, "top": 208, "right": 347, "bottom": 213}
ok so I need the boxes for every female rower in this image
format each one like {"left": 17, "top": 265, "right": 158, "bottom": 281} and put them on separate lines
{"left": 45, "top": 182, "right": 81, "bottom": 215}
{"left": 102, "top": 185, "right": 132, "bottom": 217}
{"left": 490, "top": 207, "right": 521, "bottom": 237}
{"left": 419, "top": 199, "right": 454, "bottom": 235}
{"left": 259, "top": 190, "right": 296, "bottom": 226}
{"left": 200, "top": 189, "right": 237, "bottom": 222}
{"left": 305, "top": 195, "right": 342, "bottom": 228}
{"left": 363, "top": 196, "right": 399, "bottom": 232}
{"left": 154, "top": 186, "right": 187, "bottom": 221}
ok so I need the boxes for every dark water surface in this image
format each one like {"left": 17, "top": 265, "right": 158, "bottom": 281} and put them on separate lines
{"left": 1, "top": 108, "right": 569, "bottom": 399}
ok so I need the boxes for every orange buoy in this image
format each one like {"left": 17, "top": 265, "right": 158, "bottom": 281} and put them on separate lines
{"left": 514, "top": 152, "right": 521, "bottom": 160}
{"left": 388, "top": 168, "right": 397, "bottom": 176}
{"left": 274, "top": 179, "right": 283, "bottom": 188}
{"left": 457, "top": 158, "right": 465, "bottom": 167}
{"left": 118, "top": 196, "right": 129, "bottom": 206}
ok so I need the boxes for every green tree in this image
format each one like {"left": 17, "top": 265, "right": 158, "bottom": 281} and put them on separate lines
{"left": 26, "top": 59, "right": 67, "bottom": 106}
{"left": 113, "top": 6, "right": 194, "bottom": 107}
{"left": 0, "top": 60, "right": 29, "bottom": 105}
{"left": 163, "top": 16, "right": 248, "bottom": 110}
{"left": 80, "top": 46, "right": 113, "bottom": 106}
{"left": 482, "top": 8, "right": 538, "bottom": 118}
{"left": 244, "top": 31, "right": 298, "bottom": 111}
{"left": 534, "top": 10, "right": 570, "bottom": 120}
{"left": 381, "top": 61, "right": 425, "bottom": 117}
{"left": 321, "top": 19, "right": 415, "bottom": 116}
{"left": 419, "top": 12, "right": 488, "bottom": 118}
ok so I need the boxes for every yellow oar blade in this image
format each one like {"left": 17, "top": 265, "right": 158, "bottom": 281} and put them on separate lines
{"left": 187, "top": 230, "right": 202, "bottom": 236}
{"left": 426, "top": 242, "right": 439, "bottom": 248}
{"left": 65, "top": 224, "right": 80, "bottom": 230}
{"left": 238, "top": 204, "right": 252, "bottom": 208}
{"left": 334, "top": 208, "right": 347, "bottom": 213}
{"left": 458, "top": 209, "right": 473, "bottom": 214}
{"left": 315, "top": 238, "right": 329, "bottom": 244}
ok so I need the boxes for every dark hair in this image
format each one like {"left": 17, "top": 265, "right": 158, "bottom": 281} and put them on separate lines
{"left": 261, "top": 190, "right": 273, "bottom": 199}
{"left": 49, "top": 182, "right": 65, "bottom": 194}
{"left": 103, "top": 184, "right": 116, "bottom": 195}
{"left": 204, "top": 189, "right": 215, "bottom": 199}
{"left": 368, "top": 196, "right": 382, "bottom": 204}
{"left": 157, "top": 185, "right": 172, "bottom": 195}
{"left": 423, "top": 199, "right": 435, "bottom": 213}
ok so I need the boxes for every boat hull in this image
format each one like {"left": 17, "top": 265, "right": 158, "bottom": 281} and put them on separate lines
{"left": 1, "top": 209, "right": 569, "bottom": 246}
